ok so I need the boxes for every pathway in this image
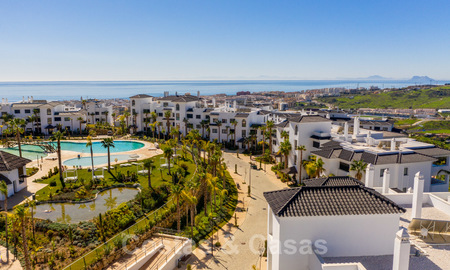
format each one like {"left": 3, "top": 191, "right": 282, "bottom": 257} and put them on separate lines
{"left": 185, "top": 151, "right": 287, "bottom": 270}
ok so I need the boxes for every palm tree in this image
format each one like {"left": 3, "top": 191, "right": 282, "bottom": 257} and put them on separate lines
{"left": 132, "top": 111, "right": 138, "bottom": 133}
{"left": 77, "top": 116, "right": 84, "bottom": 135}
{"left": 27, "top": 115, "right": 36, "bottom": 136}
{"left": 14, "top": 204, "right": 31, "bottom": 270}
{"left": 86, "top": 136, "right": 95, "bottom": 181}
{"left": 33, "top": 109, "right": 40, "bottom": 134}
{"left": 280, "top": 130, "right": 289, "bottom": 140}
{"left": 183, "top": 118, "right": 189, "bottom": 138}
{"left": 7, "top": 118, "right": 26, "bottom": 157}
{"left": 170, "top": 184, "right": 183, "bottom": 232}
{"left": 164, "top": 110, "right": 172, "bottom": 139}
{"left": 123, "top": 110, "right": 131, "bottom": 133}
{"left": 315, "top": 157, "right": 326, "bottom": 178}
{"left": 25, "top": 198, "right": 36, "bottom": 242}
{"left": 0, "top": 180, "right": 9, "bottom": 263}
{"left": 278, "top": 140, "right": 292, "bottom": 169}
{"left": 296, "top": 145, "right": 306, "bottom": 184}
{"left": 182, "top": 190, "right": 197, "bottom": 238}
{"left": 143, "top": 159, "right": 155, "bottom": 188}
{"left": 350, "top": 160, "right": 368, "bottom": 181}
{"left": 50, "top": 130, "right": 65, "bottom": 188}
{"left": 163, "top": 145, "right": 174, "bottom": 174}
{"left": 266, "top": 120, "right": 274, "bottom": 153}
{"left": 101, "top": 138, "right": 115, "bottom": 172}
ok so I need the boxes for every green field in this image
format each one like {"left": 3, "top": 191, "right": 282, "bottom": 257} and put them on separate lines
{"left": 318, "top": 86, "right": 450, "bottom": 109}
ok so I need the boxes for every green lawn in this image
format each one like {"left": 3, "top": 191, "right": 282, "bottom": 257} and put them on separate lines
{"left": 35, "top": 153, "right": 197, "bottom": 201}
{"left": 394, "top": 118, "right": 420, "bottom": 127}
{"left": 319, "top": 86, "right": 450, "bottom": 109}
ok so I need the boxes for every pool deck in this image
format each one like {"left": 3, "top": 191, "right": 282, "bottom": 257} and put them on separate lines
{"left": 0, "top": 139, "right": 162, "bottom": 209}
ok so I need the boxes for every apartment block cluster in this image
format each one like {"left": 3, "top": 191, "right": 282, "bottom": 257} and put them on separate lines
{"left": 0, "top": 96, "right": 116, "bottom": 135}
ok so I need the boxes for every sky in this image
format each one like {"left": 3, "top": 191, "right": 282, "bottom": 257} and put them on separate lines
{"left": 0, "top": 0, "right": 449, "bottom": 81}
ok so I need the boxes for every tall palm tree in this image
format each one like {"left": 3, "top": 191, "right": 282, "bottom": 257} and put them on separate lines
{"left": 27, "top": 115, "right": 36, "bottom": 136}
{"left": 77, "top": 116, "right": 84, "bottom": 135}
{"left": 163, "top": 145, "right": 174, "bottom": 174}
{"left": 183, "top": 118, "right": 189, "bottom": 138}
{"left": 278, "top": 140, "right": 292, "bottom": 169}
{"left": 101, "top": 138, "right": 115, "bottom": 172}
{"left": 315, "top": 157, "right": 326, "bottom": 178}
{"left": 280, "top": 130, "right": 289, "bottom": 141}
{"left": 86, "top": 136, "right": 95, "bottom": 181}
{"left": 170, "top": 184, "right": 183, "bottom": 232}
{"left": 143, "top": 159, "right": 155, "bottom": 188}
{"left": 164, "top": 110, "right": 172, "bottom": 138}
{"left": 123, "top": 110, "right": 131, "bottom": 133}
{"left": 14, "top": 204, "right": 31, "bottom": 270}
{"left": 50, "top": 131, "right": 65, "bottom": 188}
{"left": 182, "top": 190, "right": 197, "bottom": 238}
{"left": 33, "top": 109, "right": 40, "bottom": 134}
{"left": 0, "top": 180, "right": 9, "bottom": 263}
{"left": 7, "top": 118, "right": 26, "bottom": 157}
{"left": 350, "top": 160, "right": 368, "bottom": 181}
{"left": 132, "top": 111, "right": 138, "bottom": 133}
{"left": 266, "top": 120, "right": 274, "bottom": 154}
{"left": 296, "top": 145, "right": 306, "bottom": 184}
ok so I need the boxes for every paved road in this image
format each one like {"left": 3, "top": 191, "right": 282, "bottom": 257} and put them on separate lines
{"left": 204, "top": 152, "right": 286, "bottom": 270}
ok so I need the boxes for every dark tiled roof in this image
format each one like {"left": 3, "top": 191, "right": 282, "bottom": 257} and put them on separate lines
{"left": 338, "top": 149, "right": 354, "bottom": 161}
{"left": 130, "top": 94, "right": 152, "bottom": 98}
{"left": 280, "top": 166, "right": 297, "bottom": 175}
{"left": 275, "top": 120, "right": 289, "bottom": 128}
{"left": 159, "top": 95, "right": 200, "bottom": 103}
{"left": 303, "top": 176, "right": 363, "bottom": 187}
{"left": 408, "top": 147, "right": 450, "bottom": 157}
{"left": 321, "top": 140, "right": 342, "bottom": 149}
{"left": 0, "top": 151, "right": 32, "bottom": 171}
{"left": 0, "top": 174, "right": 12, "bottom": 185}
{"left": 264, "top": 185, "right": 405, "bottom": 217}
{"left": 235, "top": 113, "right": 249, "bottom": 118}
{"left": 311, "top": 148, "right": 335, "bottom": 159}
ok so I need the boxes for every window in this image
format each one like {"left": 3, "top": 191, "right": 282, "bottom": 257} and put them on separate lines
{"left": 54, "top": 117, "right": 61, "bottom": 122}
{"left": 143, "top": 109, "right": 150, "bottom": 114}
{"left": 47, "top": 118, "right": 52, "bottom": 124}
{"left": 313, "top": 141, "right": 320, "bottom": 148}
{"left": 95, "top": 112, "right": 99, "bottom": 115}
{"left": 294, "top": 140, "right": 298, "bottom": 149}
{"left": 132, "top": 100, "right": 135, "bottom": 106}
{"left": 294, "top": 155, "right": 297, "bottom": 164}
{"left": 261, "top": 131, "right": 264, "bottom": 135}
{"left": 212, "top": 129, "right": 218, "bottom": 134}
{"left": 222, "top": 119, "right": 227, "bottom": 123}
{"left": 403, "top": 168, "right": 408, "bottom": 176}
{"left": 158, "top": 113, "right": 163, "bottom": 117}
{"left": 176, "top": 113, "right": 180, "bottom": 120}
{"left": 222, "top": 129, "right": 227, "bottom": 134}
{"left": 14, "top": 110, "right": 20, "bottom": 114}
{"left": 273, "top": 140, "right": 277, "bottom": 146}
{"left": 212, "top": 118, "right": 218, "bottom": 122}
{"left": 196, "top": 124, "right": 201, "bottom": 129}
{"left": 196, "top": 115, "right": 201, "bottom": 119}
{"left": 163, "top": 102, "right": 169, "bottom": 107}
{"left": 230, "top": 118, "right": 235, "bottom": 123}
{"left": 242, "top": 130, "right": 247, "bottom": 137}
{"left": 295, "top": 125, "right": 298, "bottom": 135}
{"left": 25, "top": 109, "right": 31, "bottom": 114}
{"left": 339, "top": 162, "right": 350, "bottom": 172}
{"left": 176, "top": 104, "right": 180, "bottom": 111}
{"left": 242, "top": 120, "right": 246, "bottom": 127}
{"left": 380, "top": 169, "right": 387, "bottom": 177}
{"left": 47, "top": 109, "right": 51, "bottom": 115}
{"left": 187, "top": 114, "right": 193, "bottom": 119}
{"left": 64, "top": 117, "right": 71, "bottom": 121}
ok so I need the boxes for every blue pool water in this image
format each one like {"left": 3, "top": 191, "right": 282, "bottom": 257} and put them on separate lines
{"left": 63, "top": 154, "right": 134, "bottom": 167}
{"left": 2, "top": 140, "right": 144, "bottom": 160}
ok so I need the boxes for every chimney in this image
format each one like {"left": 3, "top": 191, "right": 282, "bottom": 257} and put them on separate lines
{"left": 233, "top": 100, "right": 237, "bottom": 109}
{"left": 353, "top": 116, "right": 360, "bottom": 137}
{"left": 392, "top": 227, "right": 410, "bottom": 270}
{"left": 213, "top": 98, "right": 216, "bottom": 107}
{"left": 344, "top": 122, "right": 349, "bottom": 141}
{"left": 22, "top": 96, "right": 25, "bottom": 102}
{"left": 365, "top": 163, "right": 374, "bottom": 187}
{"left": 197, "top": 91, "right": 200, "bottom": 97}
{"left": 31, "top": 96, "right": 34, "bottom": 103}
{"left": 391, "top": 138, "right": 396, "bottom": 151}
{"left": 326, "top": 113, "right": 330, "bottom": 119}
{"left": 411, "top": 172, "right": 424, "bottom": 219}
{"left": 382, "top": 168, "right": 390, "bottom": 194}
{"left": 367, "top": 131, "right": 372, "bottom": 146}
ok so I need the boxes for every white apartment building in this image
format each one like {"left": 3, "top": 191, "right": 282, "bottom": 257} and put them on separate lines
{"left": 0, "top": 151, "right": 32, "bottom": 200}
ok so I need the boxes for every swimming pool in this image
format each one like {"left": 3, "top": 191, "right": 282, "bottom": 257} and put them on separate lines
{"left": 63, "top": 154, "right": 135, "bottom": 167}
{"left": 2, "top": 140, "right": 144, "bottom": 160}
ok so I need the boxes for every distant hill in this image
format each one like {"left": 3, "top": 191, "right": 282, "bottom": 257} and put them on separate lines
{"left": 317, "top": 86, "right": 450, "bottom": 109}
{"left": 364, "top": 75, "right": 388, "bottom": 80}
{"left": 409, "top": 76, "right": 434, "bottom": 82}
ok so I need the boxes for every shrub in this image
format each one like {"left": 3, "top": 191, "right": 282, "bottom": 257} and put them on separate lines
{"left": 49, "top": 180, "right": 57, "bottom": 187}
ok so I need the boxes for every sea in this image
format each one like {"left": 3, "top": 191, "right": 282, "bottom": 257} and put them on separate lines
{"left": 0, "top": 80, "right": 448, "bottom": 102}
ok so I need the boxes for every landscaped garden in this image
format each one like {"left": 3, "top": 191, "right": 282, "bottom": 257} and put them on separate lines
{"left": 1, "top": 130, "right": 239, "bottom": 270}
